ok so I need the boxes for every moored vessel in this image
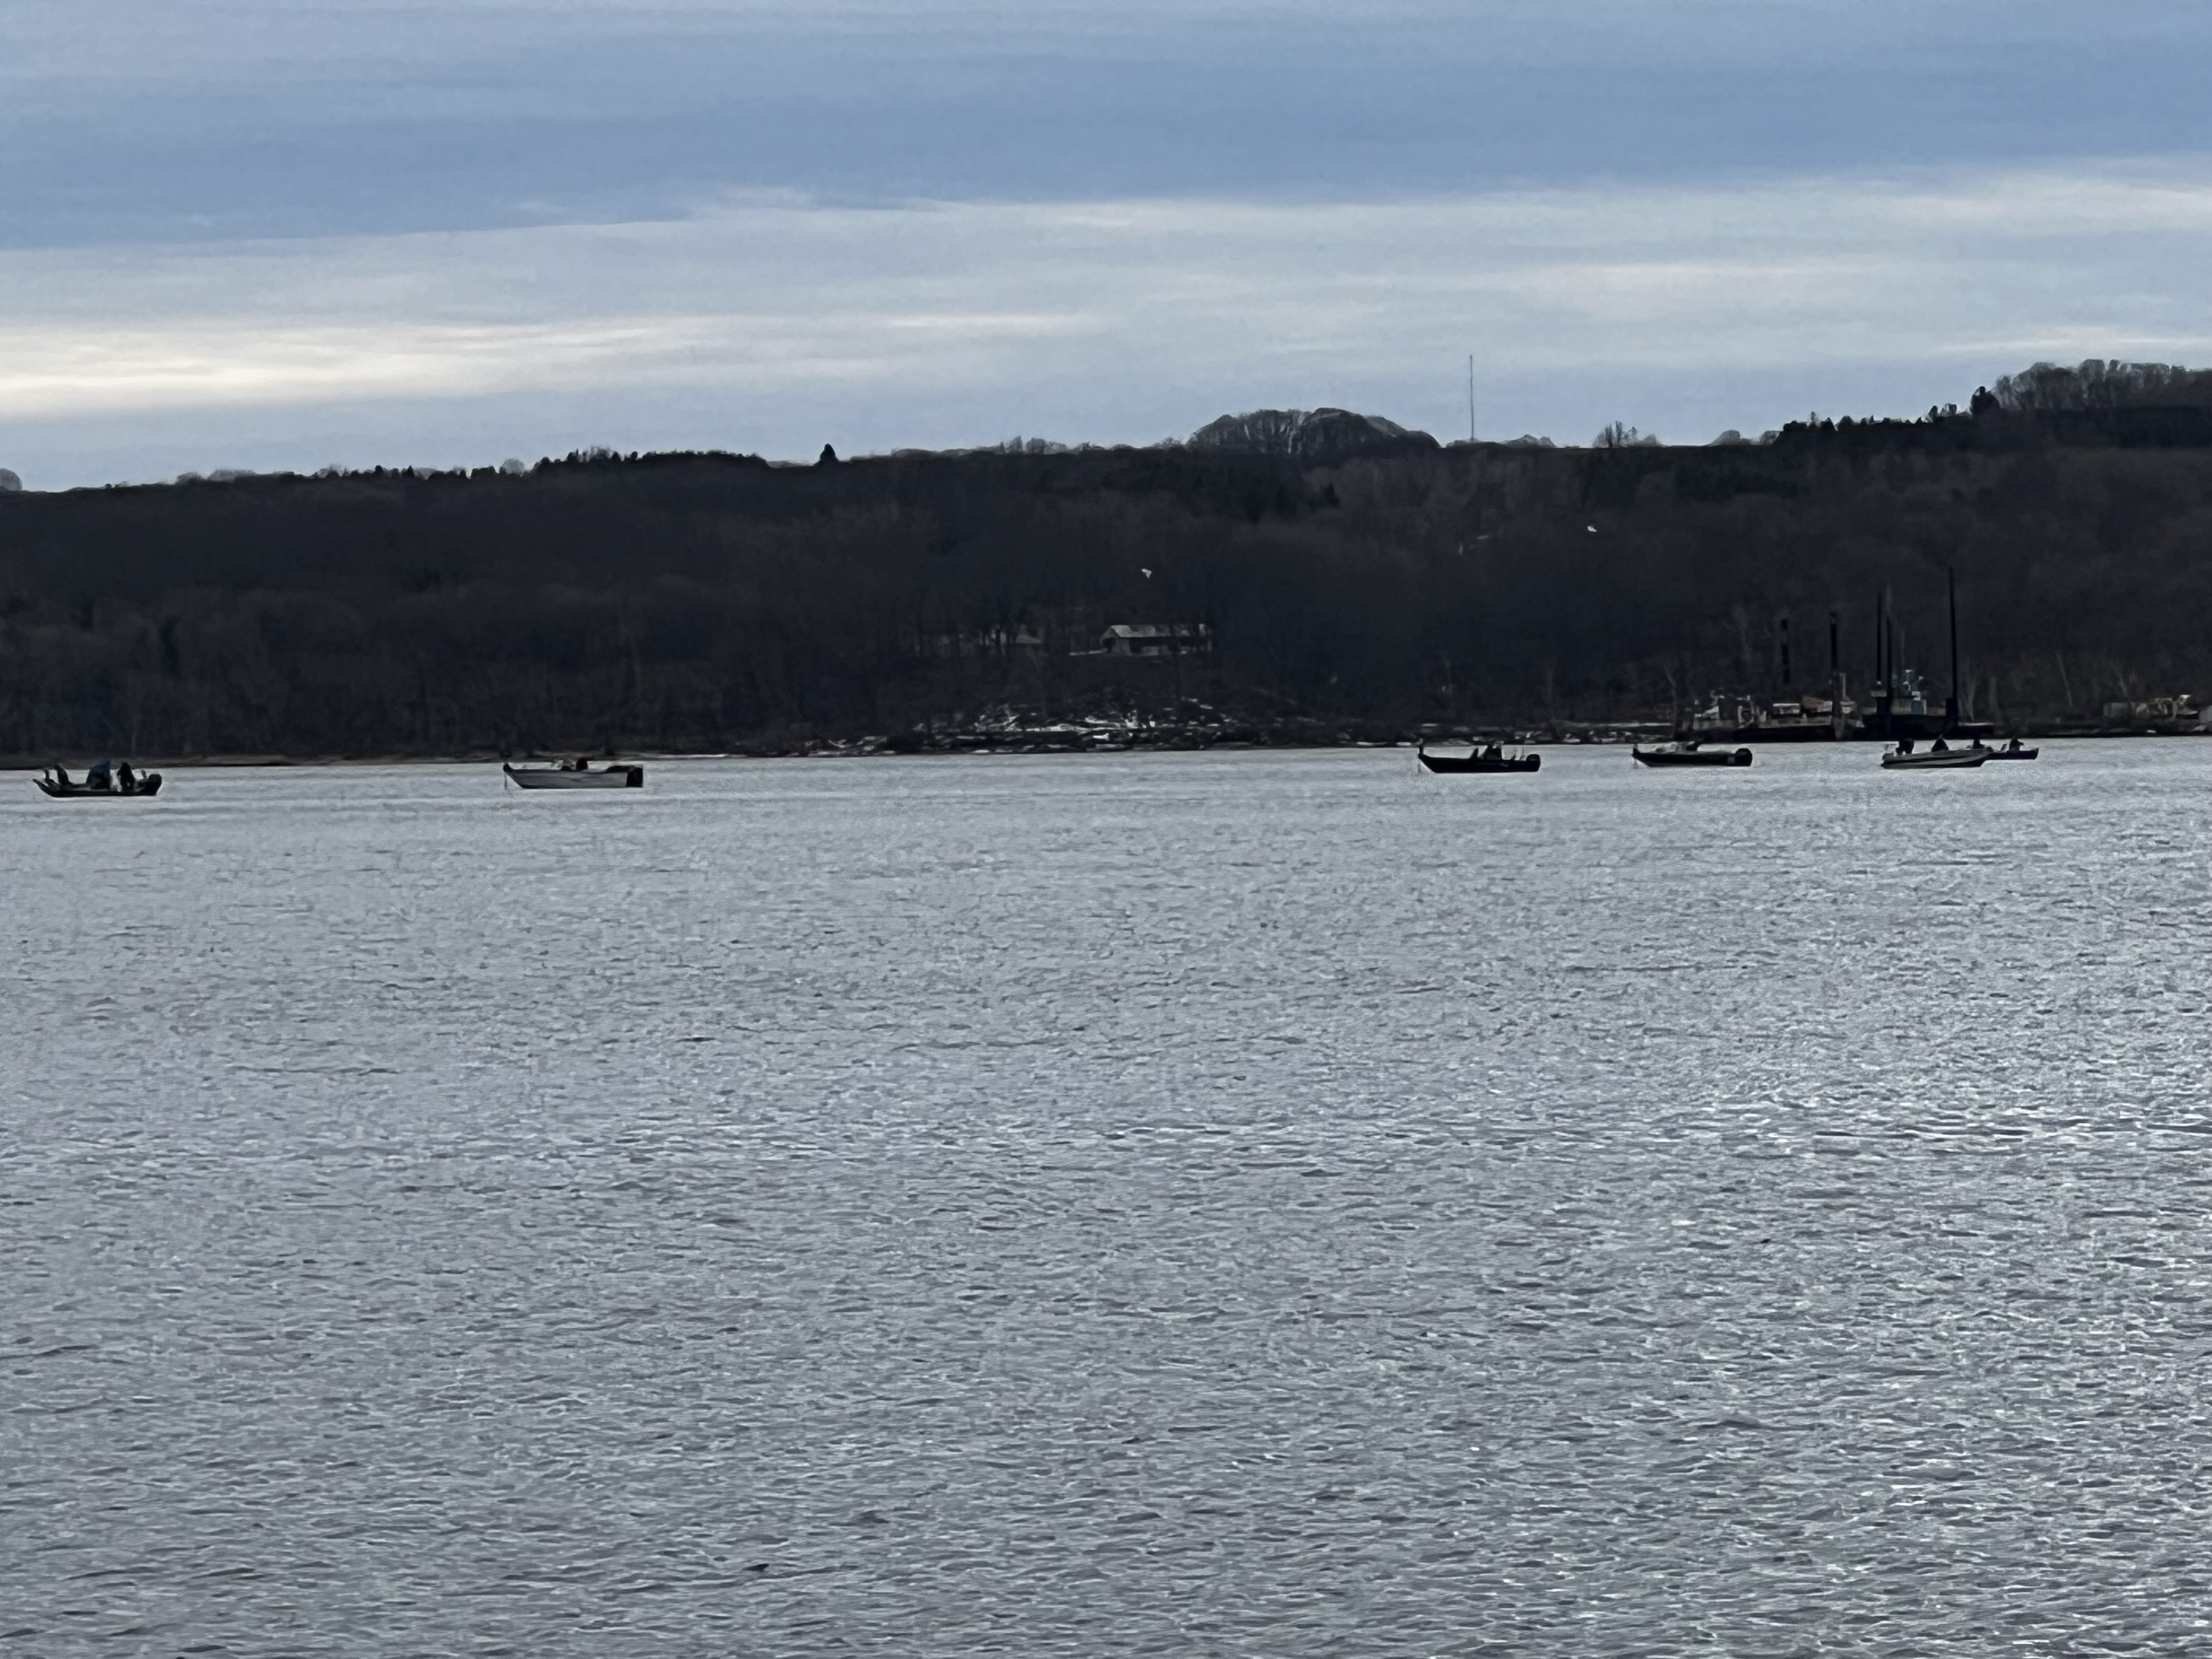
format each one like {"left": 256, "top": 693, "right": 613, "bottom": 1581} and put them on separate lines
{"left": 504, "top": 759, "right": 645, "bottom": 789}
{"left": 1632, "top": 742, "right": 1752, "bottom": 768}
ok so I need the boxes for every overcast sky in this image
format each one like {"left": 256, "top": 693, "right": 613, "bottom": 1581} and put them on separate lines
{"left": 4, "top": 0, "right": 2211, "bottom": 486}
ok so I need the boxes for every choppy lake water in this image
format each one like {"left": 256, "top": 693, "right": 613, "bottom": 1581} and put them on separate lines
{"left": 7, "top": 744, "right": 2211, "bottom": 1656}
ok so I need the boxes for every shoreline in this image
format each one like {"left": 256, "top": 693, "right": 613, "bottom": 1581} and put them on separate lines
{"left": 6, "top": 726, "right": 2207, "bottom": 770}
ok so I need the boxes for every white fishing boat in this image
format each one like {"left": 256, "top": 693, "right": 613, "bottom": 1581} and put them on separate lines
{"left": 503, "top": 760, "right": 644, "bottom": 789}
{"left": 1880, "top": 742, "right": 1988, "bottom": 770}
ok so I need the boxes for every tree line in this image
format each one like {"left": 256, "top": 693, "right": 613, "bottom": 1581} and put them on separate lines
{"left": 3, "top": 363, "right": 2211, "bottom": 757}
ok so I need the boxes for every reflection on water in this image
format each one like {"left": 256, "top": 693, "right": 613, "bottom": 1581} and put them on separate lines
{"left": 5, "top": 745, "right": 2209, "bottom": 1655}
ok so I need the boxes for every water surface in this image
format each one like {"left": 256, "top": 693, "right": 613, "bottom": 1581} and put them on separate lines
{"left": 7, "top": 745, "right": 2210, "bottom": 1655}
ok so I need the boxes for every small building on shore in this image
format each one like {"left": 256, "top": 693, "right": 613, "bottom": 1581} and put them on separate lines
{"left": 1098, "top": 623, "right": 1211, "bottom": 657}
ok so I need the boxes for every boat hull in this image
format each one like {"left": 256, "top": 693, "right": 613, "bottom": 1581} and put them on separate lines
{"left": 1633, "top": 747, "right": 1751, "bottom": 767}
{"left": 1419, "top": 751, "right": 1540, "bottom": 774}
{"left": 1880, "top": 749, "right": 1989, "bottom": 769}
{"left": 1987, "top": 747, "right": 2040, "bottom": 760}
{"left": 504, "top": 763, "right": 644, "bottom": 789}
{"left": 36, "top": 775, "right": 162, "bottom": 798}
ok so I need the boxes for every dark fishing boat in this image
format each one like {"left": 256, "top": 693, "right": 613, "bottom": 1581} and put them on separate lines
{"left": 1418, "top": 742, "right": 1539, "bottom": 774}
{"left": 35, "top": 763, "right": 162, "bottom": 799}
{"left": 1632, "top": 742, "right": 1752, "bottom": 768}
{"left": 1987, "top": 740, "right": 2040, "bottom": 760}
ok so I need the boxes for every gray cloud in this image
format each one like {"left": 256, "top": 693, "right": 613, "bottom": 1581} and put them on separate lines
{"left": 7, "top": 1, "right": 2212, "bottom": 247}
{"left": 4, "top": 164, "right": 2210, "bottom": 485}
{"left": 5, "top": 1, "right": 2209, "bottom": 483}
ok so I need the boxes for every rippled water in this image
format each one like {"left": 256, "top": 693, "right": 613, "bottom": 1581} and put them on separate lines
{"left": 7, "top": 745, "right": 2211, "bottom": 1656}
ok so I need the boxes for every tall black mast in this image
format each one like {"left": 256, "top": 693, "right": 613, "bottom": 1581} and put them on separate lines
{"left": 1877, "top": 586, "right": 1895, "bottom": 737}
{"left": 1947, "top": 567, "right": 1961, "bottom": 730}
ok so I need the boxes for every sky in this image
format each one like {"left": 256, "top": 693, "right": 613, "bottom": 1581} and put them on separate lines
{"left": 4, "top": 0, "right": 2211, "bottom": 487}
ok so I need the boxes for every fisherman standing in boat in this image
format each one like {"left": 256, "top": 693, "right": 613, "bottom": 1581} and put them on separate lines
{"left": 117, "top": 761, "right": 136, "bottom": 793}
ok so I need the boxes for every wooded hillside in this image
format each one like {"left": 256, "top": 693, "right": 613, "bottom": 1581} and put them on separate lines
{"left": 5, "top": 363, "right": 2211, "bottom": 757}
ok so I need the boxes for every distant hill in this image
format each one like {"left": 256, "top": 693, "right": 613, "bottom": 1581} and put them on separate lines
{"left": 3, "top": 364, "right": 2210, "bottom": 758}
{"left": 1991, "top": 359, "right": 2212, "bottom": 414}
{"left": 1185, "top": 408, "right": 1440, "bottom": 469}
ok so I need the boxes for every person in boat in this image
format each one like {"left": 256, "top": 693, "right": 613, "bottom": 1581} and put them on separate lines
{"left": 87, "top": 758, "right": 113, "bottom": 791}
{"left": 49, "top": 764, "right": 70, "bottom": 788}
{"left": 2005, "top": 736, "right": 2024, "bottom": 753}
{"left": 1482, "top": 742, "right": 1503, "bottom": 760}
{"left": 1894, "top": 737, "right": 1914, "bottom": 755}
{"left": 1931, "top": 737, "right": 1949, "bottom": 753}
{"left": 117, "top": 761, "right": 136, "bottom": 793}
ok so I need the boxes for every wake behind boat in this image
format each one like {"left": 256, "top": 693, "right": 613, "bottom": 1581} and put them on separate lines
{"left": 1418, "top": 741, "right": 1539, "bottom": 774}
{"left": 1632, "top": 742, "right": 1752, "bottom": 768}
{"left": 504, "top": 759, "right": 645, "bottom": 789}
{"left": 1880, "top": 739, "right": 1989, "bottom": 770}
{"left": 36, "top": 760, "right": 162, "bottom": 799}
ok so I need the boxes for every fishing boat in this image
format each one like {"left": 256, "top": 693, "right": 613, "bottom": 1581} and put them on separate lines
{"left": 1632, "top": 742, "right": 1752, "bottom": 768}
{"left": 35, "top": 763, "right": 162, "bottom": 799}
{"left": 503, "top": 760, "right": 645, "bottom": 789}
{"left": 1418, "top": 741, "right": 1539, "bottom": 774}
{"left": 1987, "top": 740, "right": 2040, "bottom": 760}
{"left": 1880, "top": 742, "right": 1988, "bottom": 770}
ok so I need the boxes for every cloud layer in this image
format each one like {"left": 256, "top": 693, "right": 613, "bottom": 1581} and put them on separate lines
{"left": 5, "top": 163, "right": 2212, "bottom": 483}
{"left": 4, "top": 2, "right": 2209, "bottom": 483}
